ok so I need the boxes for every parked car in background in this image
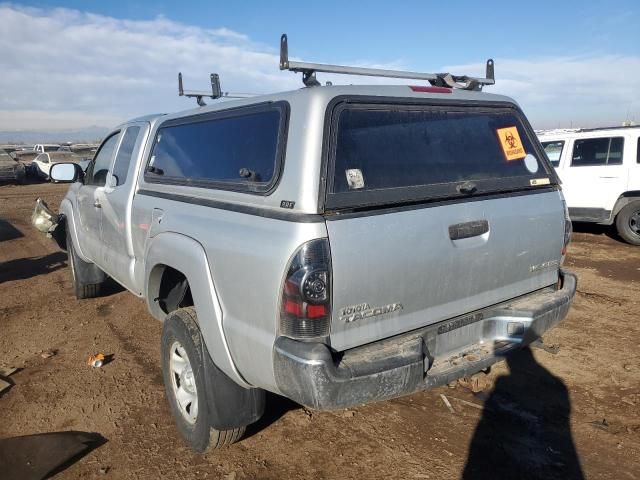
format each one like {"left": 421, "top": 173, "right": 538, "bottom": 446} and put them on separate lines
{"left": 0, "top": 148, "right": 26, "bottom": 183}
{"left": 30, "top": 151, "right": 84, "bottom": 180}
{"left": 538, "top": 126, "right": 640, "bottom": 245}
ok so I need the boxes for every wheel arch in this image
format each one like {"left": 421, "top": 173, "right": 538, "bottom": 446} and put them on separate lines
{"left": 612, "top": 191, "right": 640, "bottom": 218}
{"left": 144, "top": 232, "right": 251, "bottom": 388}
{"left": 59, "top": 197, "right": 92, "bottom": 261}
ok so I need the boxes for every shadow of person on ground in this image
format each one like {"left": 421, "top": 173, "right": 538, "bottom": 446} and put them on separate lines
{"left": 0, "top": 251, "right": 67, "bottom": 284}
{"left": 0, "top": 431, "right": 106, "bottom": 480}
{"left": 463, "top": 347, "right": 584, "bottom": 480}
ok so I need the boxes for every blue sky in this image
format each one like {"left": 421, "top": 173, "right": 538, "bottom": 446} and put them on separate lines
{"left": 16, "top": 0, "right": 640, "bottom": 61}
{"left": 1, "top": 1, "right": 639, "bottom": 132}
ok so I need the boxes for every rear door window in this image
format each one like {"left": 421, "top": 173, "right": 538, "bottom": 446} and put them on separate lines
{"left": 571, "top": 137, "right": 624, "bottom": 166}
{"left": 145, "top": 103, "right": 287, "bottom": 193}
{"left": 327, "top": 102, "right": 553, "bottom": 209}
{"left": 541, "top": 141, "right": 565, "bottom": 167}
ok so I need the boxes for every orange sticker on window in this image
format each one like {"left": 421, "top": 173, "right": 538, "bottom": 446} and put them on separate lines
{"left": 496, "top": 127, "right": 526, "bottom": 161}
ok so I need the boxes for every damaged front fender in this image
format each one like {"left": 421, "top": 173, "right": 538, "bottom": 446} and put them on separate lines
{"left": 31, "top": 198, "right": 66, "bottom": 251}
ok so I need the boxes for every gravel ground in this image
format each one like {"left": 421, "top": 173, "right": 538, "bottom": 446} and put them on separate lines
{"left": 0, "top": 182, "right": 639, "bottom": 480}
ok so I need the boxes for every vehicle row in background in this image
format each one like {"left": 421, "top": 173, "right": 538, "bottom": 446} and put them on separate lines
{"left": 0, "top": 144, "right": 96, "bottom": 184}
{"left": 4, "top": 143, "right": 99, "bottom": 163}
{"left": 538, "top": 126, "right": 640, "bottom": 245}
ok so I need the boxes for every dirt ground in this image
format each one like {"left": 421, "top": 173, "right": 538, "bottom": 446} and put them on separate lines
{"left": 0, "top": 182, "right": 638, "bottom": 480}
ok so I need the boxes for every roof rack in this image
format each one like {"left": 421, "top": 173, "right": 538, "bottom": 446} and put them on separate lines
{"left": 178, "top": 72, "right": 254, "bottom": 106}
{"left": 536, "top": 124, "right": 640, "bottom": 135}
{"left": 279, "top": 33, "right": 495, "bottom": 91}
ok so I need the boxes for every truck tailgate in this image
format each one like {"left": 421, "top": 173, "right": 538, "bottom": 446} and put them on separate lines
{"left": 327, "top": 190, "right": 565, "bottom": 351}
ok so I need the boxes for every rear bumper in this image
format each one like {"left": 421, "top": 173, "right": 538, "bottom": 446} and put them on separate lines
{"left": 273, "top": 270, "right": 577, "bottom": 410}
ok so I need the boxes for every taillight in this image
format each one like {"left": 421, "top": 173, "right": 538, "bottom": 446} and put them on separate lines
{"left": 561, "top": 196, "right": 572, "bottom": 262}
{"left": 279, "top": 238, "right": 331, "bottom": 340}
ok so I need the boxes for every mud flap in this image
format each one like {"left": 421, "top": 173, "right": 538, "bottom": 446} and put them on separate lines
{"left": 31, "top": 198, "right": 67, "bottom": 250}
{"left": 202, "top": 340, "right": 265, "bottom": 430}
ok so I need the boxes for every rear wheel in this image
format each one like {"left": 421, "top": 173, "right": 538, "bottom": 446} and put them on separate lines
{"left": 615, "top": 202, "right": 640, "bottom": 246}
{"left": 67, "top": 230, "right": 104, "bottom": 299}
{"left": 161, "top": 307, "right": 245, "bottom": 452}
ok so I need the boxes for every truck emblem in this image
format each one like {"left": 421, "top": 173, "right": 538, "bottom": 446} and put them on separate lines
{"left": 529, "top": 259, "right": 560, "bottom": 273}
{"left": 340, "top": 303, "right": 403, "bottom": 323}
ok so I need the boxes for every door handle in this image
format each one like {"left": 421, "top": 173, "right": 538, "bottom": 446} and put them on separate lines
{"left": 449, "top": 220, "right": 489, "bottom": 240}
{"left": 94, "top": 201, "right": 102, "bottom": 208}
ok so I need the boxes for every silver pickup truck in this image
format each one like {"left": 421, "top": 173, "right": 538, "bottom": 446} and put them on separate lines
{"left": 38, "top": 36, "right": 576, "bottom": 452}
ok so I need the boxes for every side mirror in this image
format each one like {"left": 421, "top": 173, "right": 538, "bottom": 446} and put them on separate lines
{"left": 50, "top": 162, "right": 82, "bottom": 183}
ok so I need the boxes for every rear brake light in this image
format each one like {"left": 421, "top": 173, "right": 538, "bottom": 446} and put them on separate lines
{"left": 409, "top": 85, "right": 452, "bottom": 94}
{"left": 279, "top": 239, "right": 331, "bottom": 340}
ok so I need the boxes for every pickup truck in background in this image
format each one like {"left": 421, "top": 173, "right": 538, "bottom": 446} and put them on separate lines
{"left": 13, "top": 144, "right": 61, "bottom": 163}
{"left": 35, "top": 35, "right": 577, "bottom": 453}
{"left": 538, "top": 126, "right": 640, "bottom": 245}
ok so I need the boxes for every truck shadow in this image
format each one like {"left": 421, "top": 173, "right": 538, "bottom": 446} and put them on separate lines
{"left": 243, "top": 392, "right": 300, "bottom": 440}
{"left": 462, "top": 347, "right": 584, "bottom": 480}
{"left": 0, "top": 251, "right": 67, "bottom": 284}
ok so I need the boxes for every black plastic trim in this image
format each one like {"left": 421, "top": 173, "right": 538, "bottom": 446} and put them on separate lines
{"left": 449, "top": 219, "right": 489, "bottom": 240}
{"left": 324, "top": 186, "right": 558, "bottom": 221}
{"left": 319, "top": 95, "right": 559, "bottom": 213}
{"left": 568, "top": 207, "right": 612, "bottom": 223}
{"left": 143, "top": 101, "right": 290, "bottom": 196}
{"left": 137, "top": 189, "right": 325, "bottom": 223}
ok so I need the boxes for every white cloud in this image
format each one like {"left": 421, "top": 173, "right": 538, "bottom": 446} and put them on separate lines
{"left": 444, "top": 56, "right": 640, "bottom": 129}
{"left": 0, "top": 4, "right": 300, "bottom": 131}
{"left": 1, "top": 4, "right": 639, "bottom": 132}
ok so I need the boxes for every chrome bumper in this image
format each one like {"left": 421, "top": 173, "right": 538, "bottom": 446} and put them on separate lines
{"left": 273, "top": 270, "right": 577, "bottom": 410}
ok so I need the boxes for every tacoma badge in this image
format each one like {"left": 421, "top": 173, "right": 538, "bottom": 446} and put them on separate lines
{"left": 340, "top": 303, "right": 403, "bottom": 323}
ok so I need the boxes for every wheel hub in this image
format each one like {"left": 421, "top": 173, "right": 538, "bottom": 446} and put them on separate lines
{"left": 169, "top": 341, "right": 199, "bottom": 424}
{"left": 180, "top": 368, "right": 196, "bottom": 394}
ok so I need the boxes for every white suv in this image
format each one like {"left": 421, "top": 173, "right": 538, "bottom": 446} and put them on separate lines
{"left": 538, "top": 126, "right": 640, "bottom": 245}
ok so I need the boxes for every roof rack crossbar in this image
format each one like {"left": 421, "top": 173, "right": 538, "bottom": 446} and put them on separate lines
{"left": 178, "top": 73, "right": 255, "bottom": 106}
{"left": 279, "top": 34, "right": 495, "bottom": 91}
{"left": 178, "top": 72, "right": 222, "bottom": 106}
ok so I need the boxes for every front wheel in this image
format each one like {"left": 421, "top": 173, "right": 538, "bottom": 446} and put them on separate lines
{"left": 161, "top": 307, "right": 245, "bottom": 452}
{"left": 615, "top": 202, "right": 640, "bottom": 246}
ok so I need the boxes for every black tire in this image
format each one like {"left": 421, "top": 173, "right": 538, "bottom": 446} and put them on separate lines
{"left": 161, "top": 307, "right": 245, "bottom": 452}
{"left": 67, "top": 230, "right": 103, "bottom": 299}
{"left": 615, "top": 201, "right": 640, "bottom": 246}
